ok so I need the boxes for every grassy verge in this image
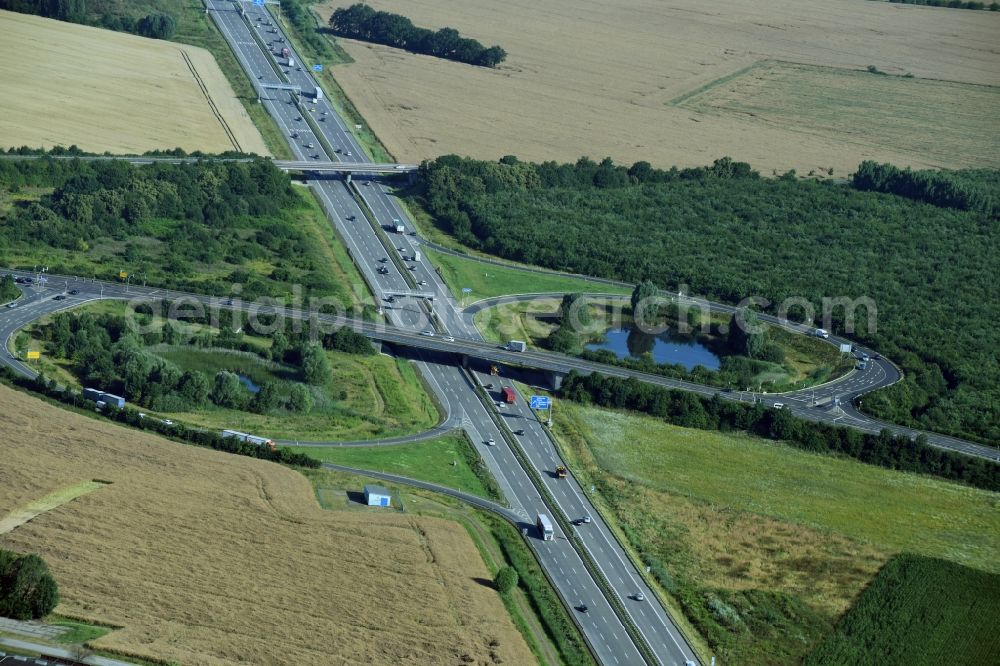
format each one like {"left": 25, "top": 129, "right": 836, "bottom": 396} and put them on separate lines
{"left": 288, "top": 433, "right": 492, "bottom": 498}
{"left": 300, "top": 466, "right": 592, "bottom": 666}
{"left": 49, "top": 616, "right": 113, "bottom": 645}
{"left": 805, "top": 554, "right": 1000, "bottom": 665}
{"left": 271, "top": 2, "right": 393, "bottom": 162}
{"left": 547, "top": 401, "right": 1000, "bottom": 664}
{"left": 297, "top": 184, "right": 374, "bottom": 309}
{"left": 425, "top": 246, "right": 631, "bottom": 302}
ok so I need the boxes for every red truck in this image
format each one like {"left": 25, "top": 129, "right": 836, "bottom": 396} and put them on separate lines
{"left": 501, "top": 386, "right": 517, "bottom": 404}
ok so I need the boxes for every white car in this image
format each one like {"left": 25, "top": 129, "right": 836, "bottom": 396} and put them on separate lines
{"left": 486, "top": 437, "right": 495, "bottom": 446}
{"left": 442, "top": 336, "right": 455, "bottom": 342}
{"left": 773, "top": 402, "right": 785, "bottom": 410}
{"left": 420, "top": 331, "right": 434, "bottom": 337}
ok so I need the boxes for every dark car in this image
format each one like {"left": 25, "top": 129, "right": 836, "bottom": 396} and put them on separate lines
{"left": 577, "top": 604, "right": 589, "bottom": 613}
{"left": 68, "top": 289, "right": 79, "bottom": 295}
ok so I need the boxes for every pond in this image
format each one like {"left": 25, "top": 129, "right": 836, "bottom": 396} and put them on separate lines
{"left": 586, "top": 327, "right": 722, "bottom": 371}
{"left": 238, "top": 374, "right": 261, "bottom": 394}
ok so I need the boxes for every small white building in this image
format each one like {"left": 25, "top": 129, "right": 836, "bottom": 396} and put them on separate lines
{"left": 364, "top": 484, "right": 392, "bottom": 507}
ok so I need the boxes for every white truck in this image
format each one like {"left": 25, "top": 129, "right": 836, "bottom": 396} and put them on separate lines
{"left": 506, "top": 340, "right": 527, "bottom": 352}
{"left": 288, "top": 57, "right": 295, "bottom": 68}
{"left": 412, "top": 250, "right": 421, "bottom": 262}
{"left": 536, "top": 514, "right": 554, "bottom": 541}
{"left": 814, "top": 328, "right": 830, "bottom": 339}
{"left": 314, "top": 86, "right": 324, "bottom": 101}
{"left": 222, "top": 429, "right": 276, "bottom": 451}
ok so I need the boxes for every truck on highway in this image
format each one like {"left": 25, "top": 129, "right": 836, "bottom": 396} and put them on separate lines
{"left": 506, "top": 340, "right": 526, "bottom": 352}
{"left": 814, "top": 328, "right": 830, "bottom": 339}
{"left": 536, "top": 514, "right": 554, "bottom": 541}
{"left": 393, "top": 219, "right": 405, "bottom": 234}
{"left": 288, "top": 56, "right": 295, "bottom": 68}
{"left": 501, "top": 386, "right": 517, "bottom": 404}
{"left": 281, "top": 47, "right": 290, "bottom": 58}
{"left": 555, "top": 465, "right": 568, "bottom": 478}
{"left": 222, "top": 429, "right": 276, "bottom": 450}
{"left": 412, "top": 250, "right": 421, "bottom": 262}
{"left": 82, "top": 388, "right": 125, "bottom": 409}
{"left": 314, "top": 86, "right": 324, "bottom": 101}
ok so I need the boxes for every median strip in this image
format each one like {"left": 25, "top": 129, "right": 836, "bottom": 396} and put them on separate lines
{"left": 464, "top": 369, "right": 661, "bottom": 666}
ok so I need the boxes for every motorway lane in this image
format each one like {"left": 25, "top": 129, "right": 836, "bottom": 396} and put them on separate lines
{"left": 205, "top": 6, "right": 678, "bottom": 663}
{"left": 474, "top": 369, "right": 699, "bottom": 663}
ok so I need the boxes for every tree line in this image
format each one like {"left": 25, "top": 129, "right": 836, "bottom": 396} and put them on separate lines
{"left": 329, "top": 3, "right": 506, "bottom": 68}
{"left": 417, "top": 155, "right": 1000, "bottom": 446}
{"left": 877, "top": 0, "right": 999, "bottom": 10}
{"left": 852, "top": 160, "right": 998, "bottom": 217}
{"left": 0, "top": 0, "right": 177, "bottom": 38}
{"left": 559, "top": 372, "right": 1000, "bottom": 492}
{"left": 1, "top": 366, "right": 321, "bottom": 468}
{"left": 0, "top": 154, "right": 355, "bottom": 307}
{"left": 0, "top": 550, "right": 59, "bottom": 621}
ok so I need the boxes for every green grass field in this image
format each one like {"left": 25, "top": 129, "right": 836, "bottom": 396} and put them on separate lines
{"left": 805, "top": 554, "right": 1000, "bottom": 665}
{"left": 288, "top": 432, "right": 493, "bottom": 498}
{"left": 155, "top": 347, "right": 438, "bottom": 441}
{"left": 550, "top": 401, "right": 1000, "bottom": 664}
{"left": 425, "top": 247, "right": 631, "bottom": 302}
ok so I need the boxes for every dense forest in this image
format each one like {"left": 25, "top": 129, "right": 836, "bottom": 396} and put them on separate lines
{"left": 559, "top": 372, "right": 1000, "bottom": 492}
{"left": 418, "top": 155, "right": 1000, "bottom": 445}
{"left": 329, "top": 3, "right": 506, "bottom": 68}
{"left": 0, "top": 155, "right": 357, "bottom": 307}
{"left": 0, "top": 0, "right": 177, "bottom": 38}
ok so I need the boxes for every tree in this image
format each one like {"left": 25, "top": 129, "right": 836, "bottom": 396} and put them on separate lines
{"left": 177, "top": 370, "right": 209, "bottom": 407}
{"left": 494, "top": 565, "right": 518, "bottom": 595}
{"left": 0, "top": 552, "right": 59, "bottom": 620}
{"left": 631, "top": 281, "right": 659, "bottom": 327}
{"left": 300, "top": 344, "right": 331, "bottom": 385}
{"left": 211, "top": 371, "right": 245, "bottom": 408}
{"left": 727, "top": 308, "right": 769, "bottom": 359}
{"left": 252, "top": 381, "right": 280, "bottom": 414}
{"left": 288, "top": 383, "right": 314, "bottom": 413}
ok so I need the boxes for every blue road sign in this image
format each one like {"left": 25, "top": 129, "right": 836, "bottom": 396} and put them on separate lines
{"left": 313, "top": 64, "right": 323, "bottom": 72}
{"left": 462, "top": 287, "right": 472, "bottom": 294}
{"left": 530, "top": 396, "right": 550, "bottom": 410}
{"left": 253, "top": 0, "right": 265, "bottom": 6}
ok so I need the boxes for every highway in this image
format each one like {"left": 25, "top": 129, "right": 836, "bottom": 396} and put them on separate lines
{"left": 201, "top": 2, "right": 696, "bottom": 664}
{"left": 1, "top": 3, "right": 994, "bottom": 665}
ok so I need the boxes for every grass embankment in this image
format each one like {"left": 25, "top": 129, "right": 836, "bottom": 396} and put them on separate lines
{"left": 302, "top": 466, "right": 594, "bottom": 666}
{"left": 549, "top": 401, "right": 1000, "bottom": 665}
{"left": 288, "top": 432, "right": 500, "bottom": 499}
{"left": 270, "top": 1, "right": 393, "bottom": 162}
{"left": 805, "top": 554, "right": 1000, "bottom": 665}
{"left": 425, "top": 246, "right": 630, "bottom": 302}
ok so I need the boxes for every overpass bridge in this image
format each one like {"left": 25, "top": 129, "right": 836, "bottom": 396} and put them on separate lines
{"left": 274, "top": 160, "right": 419, "bottom": 174}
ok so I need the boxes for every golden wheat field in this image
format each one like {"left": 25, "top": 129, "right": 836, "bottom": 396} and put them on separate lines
{"left": 0, "top": 10, "right": 268, "bottom": 155}
{"left": 319, "top": 0, "right": 1000, "bottom": 174}
{"left": 0, "top": 385, "right": 532, "bottom": 665}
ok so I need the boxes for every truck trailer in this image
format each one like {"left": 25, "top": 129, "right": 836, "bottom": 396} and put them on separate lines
{"left": 314, "top": 86, "right": 324, "bottom": 101}
{"left": 222, "top": 429, "right": 276, "bottom": 450}
{"left": 536, "top": 514, "right": 554, "bottom": 541}
{"left": 506, "top": 340, "right": 526, "bottom": 352}
{"left": 281, "top": 47, "right": 290, "bottom": 58}
{"left": 501, "top": 386, "right": 517, "bottom": 404}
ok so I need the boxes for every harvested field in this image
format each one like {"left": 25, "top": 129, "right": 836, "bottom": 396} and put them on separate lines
{"left": 0, "top": 10, "right": 268, "bottom": 155}
{"left": 319, "top": 0, "right": 1000, "bottom": 173}
{"left": 0, "top": 384, "right": 533, "bottom": 666}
